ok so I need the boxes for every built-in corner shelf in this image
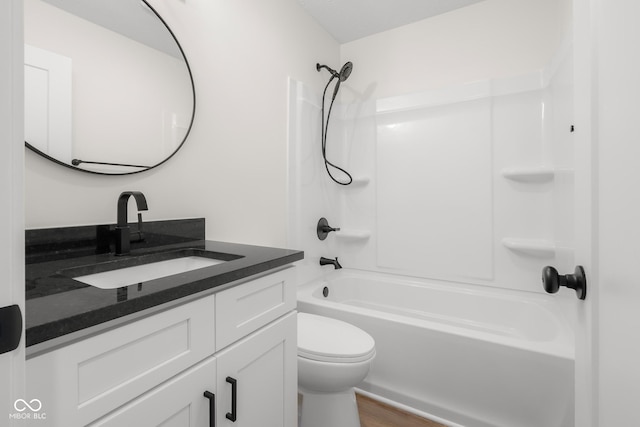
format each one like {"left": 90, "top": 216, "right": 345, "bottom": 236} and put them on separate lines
{"left": 501, "top": 167, "right": 554, "bottom": 183}
{"left": 348, "top": 177, "right": 370, "bottom": 187}
{"left": 502, "top": 238, "right": 556, "bottom": 257}
{"left": 335, "top": 229, "right": 371, "bottom": 241}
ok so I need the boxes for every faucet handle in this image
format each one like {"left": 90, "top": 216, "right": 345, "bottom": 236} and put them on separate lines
{"left": 131, "top": 212, "right": 145, "bottom": 243}
{"left": 317, "top": 217, "right": 340, "bottom": 240}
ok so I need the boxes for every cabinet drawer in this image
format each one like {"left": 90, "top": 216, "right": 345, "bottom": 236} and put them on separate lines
{"left": 90, "top": 356, "right": 217, "bottom": 427}
{"left": 215, "top": 267, "right": 295, "bottom": 350}
{"left": 27, "top": 295, "right": 216, "bottom": 427}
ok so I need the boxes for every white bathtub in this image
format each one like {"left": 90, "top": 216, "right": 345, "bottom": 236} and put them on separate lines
{"left": 297, "top": 269, "right": 575, "bottom": 427}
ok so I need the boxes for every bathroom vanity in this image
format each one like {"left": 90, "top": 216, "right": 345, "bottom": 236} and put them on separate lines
{"left": 24, "top": 219, "right": 303, "bottom": 426}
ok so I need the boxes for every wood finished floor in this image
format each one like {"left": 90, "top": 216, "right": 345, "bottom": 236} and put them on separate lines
{"left": 356, "top": 393, "right": 447, "bottom": 427}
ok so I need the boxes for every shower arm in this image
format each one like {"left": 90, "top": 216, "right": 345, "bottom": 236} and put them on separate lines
{"left": 316, "top": 63, "right": 339, "bottom": 78}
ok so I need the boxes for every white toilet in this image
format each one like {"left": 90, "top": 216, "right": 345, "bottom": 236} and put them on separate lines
{"left": 297, "top": 312, "right": 376, "bottom": 427}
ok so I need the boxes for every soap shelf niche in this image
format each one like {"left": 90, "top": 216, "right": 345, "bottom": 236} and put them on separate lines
{"left": 502, "top": 238, "right": 555, "bottom": 257}
{"left": 501, "top": 167, "right": 554, "bottom": 183}
{"left": 335, "top": 229, "right": 371, "bottom": 241}
{"left": 346, "top": 177, "right": 370, "bottom": 187}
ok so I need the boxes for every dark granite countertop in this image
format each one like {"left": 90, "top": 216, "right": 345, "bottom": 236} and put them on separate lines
{"left": 25, "top": 219, "right": 303, "bottom": 356}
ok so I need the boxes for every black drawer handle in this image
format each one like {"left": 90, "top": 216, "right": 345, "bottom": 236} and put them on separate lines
{"left": 226, "top": 376, "right": 237, "bottom": 422}
{"left": 203, "top": 391, "right": 216, "bottom": 427}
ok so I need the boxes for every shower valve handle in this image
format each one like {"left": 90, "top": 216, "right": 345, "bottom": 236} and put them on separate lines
{"left": 317, "top": 217, "right": 340, "bottom": 240}
{"left": 542, "top": 265, "right": 587, "bottom": 300}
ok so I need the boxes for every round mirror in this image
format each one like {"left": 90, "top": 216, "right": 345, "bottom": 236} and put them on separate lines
{"left": 24, "top": 0, "right": 195, "bottom": 175}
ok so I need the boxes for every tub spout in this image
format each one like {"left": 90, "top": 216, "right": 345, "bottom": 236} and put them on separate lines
{"left": 320, "top": 257, "right": 342, "bottom": 269}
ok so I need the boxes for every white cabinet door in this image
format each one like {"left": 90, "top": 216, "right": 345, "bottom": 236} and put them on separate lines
{"left": 216, "top": 312, "right": 297, "bottom": 427}
{"left": 90, "top": 356, "right": 217, "bottom": 427}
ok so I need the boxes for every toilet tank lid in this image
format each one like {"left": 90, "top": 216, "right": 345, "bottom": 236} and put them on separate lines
{"left": 297, "top": 313, "right": 375, "bottom": 362}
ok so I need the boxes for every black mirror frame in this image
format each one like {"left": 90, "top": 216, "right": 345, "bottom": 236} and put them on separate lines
{"left": 25, "top": 0, "right": 196, "bottom": 176}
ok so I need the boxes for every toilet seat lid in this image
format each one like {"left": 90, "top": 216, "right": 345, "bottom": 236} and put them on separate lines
{"left": 297, "top": 313, "right": 375, "bottom": 363}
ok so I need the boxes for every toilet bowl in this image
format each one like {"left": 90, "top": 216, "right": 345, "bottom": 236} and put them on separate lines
{"left": 297, "top": 312, "right": 376, "bottom": 427}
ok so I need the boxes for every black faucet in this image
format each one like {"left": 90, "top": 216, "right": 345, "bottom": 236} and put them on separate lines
{"left": 319, "top": 257, "right": 342, "bottom": 269}
{"left": 115, "top": 191, "right": 148, "bottom": 255}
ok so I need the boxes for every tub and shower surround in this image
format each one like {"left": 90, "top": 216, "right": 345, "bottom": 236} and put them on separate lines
{"left": 287, "top": 36, "right": 576, "bottom": 427}
{"left": 289, "top": 40, "right": 575, "bottom": 295}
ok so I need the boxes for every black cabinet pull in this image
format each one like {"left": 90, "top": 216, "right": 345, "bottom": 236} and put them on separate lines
{"left": 226, "top": 376, "right": 237, "bottom": 422}
{"left": 0, "top": 304, "right": 22, "bottom": 355}
{"left": 203, "top": 391, "right": 216, "bottom": 427}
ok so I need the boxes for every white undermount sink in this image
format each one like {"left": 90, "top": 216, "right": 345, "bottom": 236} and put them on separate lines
{"left": 73, "top": 256, "right": 226, "bottom": 289}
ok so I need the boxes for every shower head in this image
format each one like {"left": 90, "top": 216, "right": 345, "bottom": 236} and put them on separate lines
{"left": 338, "top": 61, "right": 353, "bottom": 82}
{"left": 318, "top": 61, "right": 355, "bottom": 185}
{"left": 331, "top": 62, "right": 353, "bottom": 100}
{"left": 317, "top": 61, "right": 354, "bottom": 100}
{"left": 316, "top": 61, "right": 353, "bottom": 81}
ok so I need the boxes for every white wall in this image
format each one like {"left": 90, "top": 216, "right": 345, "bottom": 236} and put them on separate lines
{"left": 340, "top": 0, "right": 572, "bottom": 100}
{"left": 25, "top": 0, "right": 339, "bottom": 248}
